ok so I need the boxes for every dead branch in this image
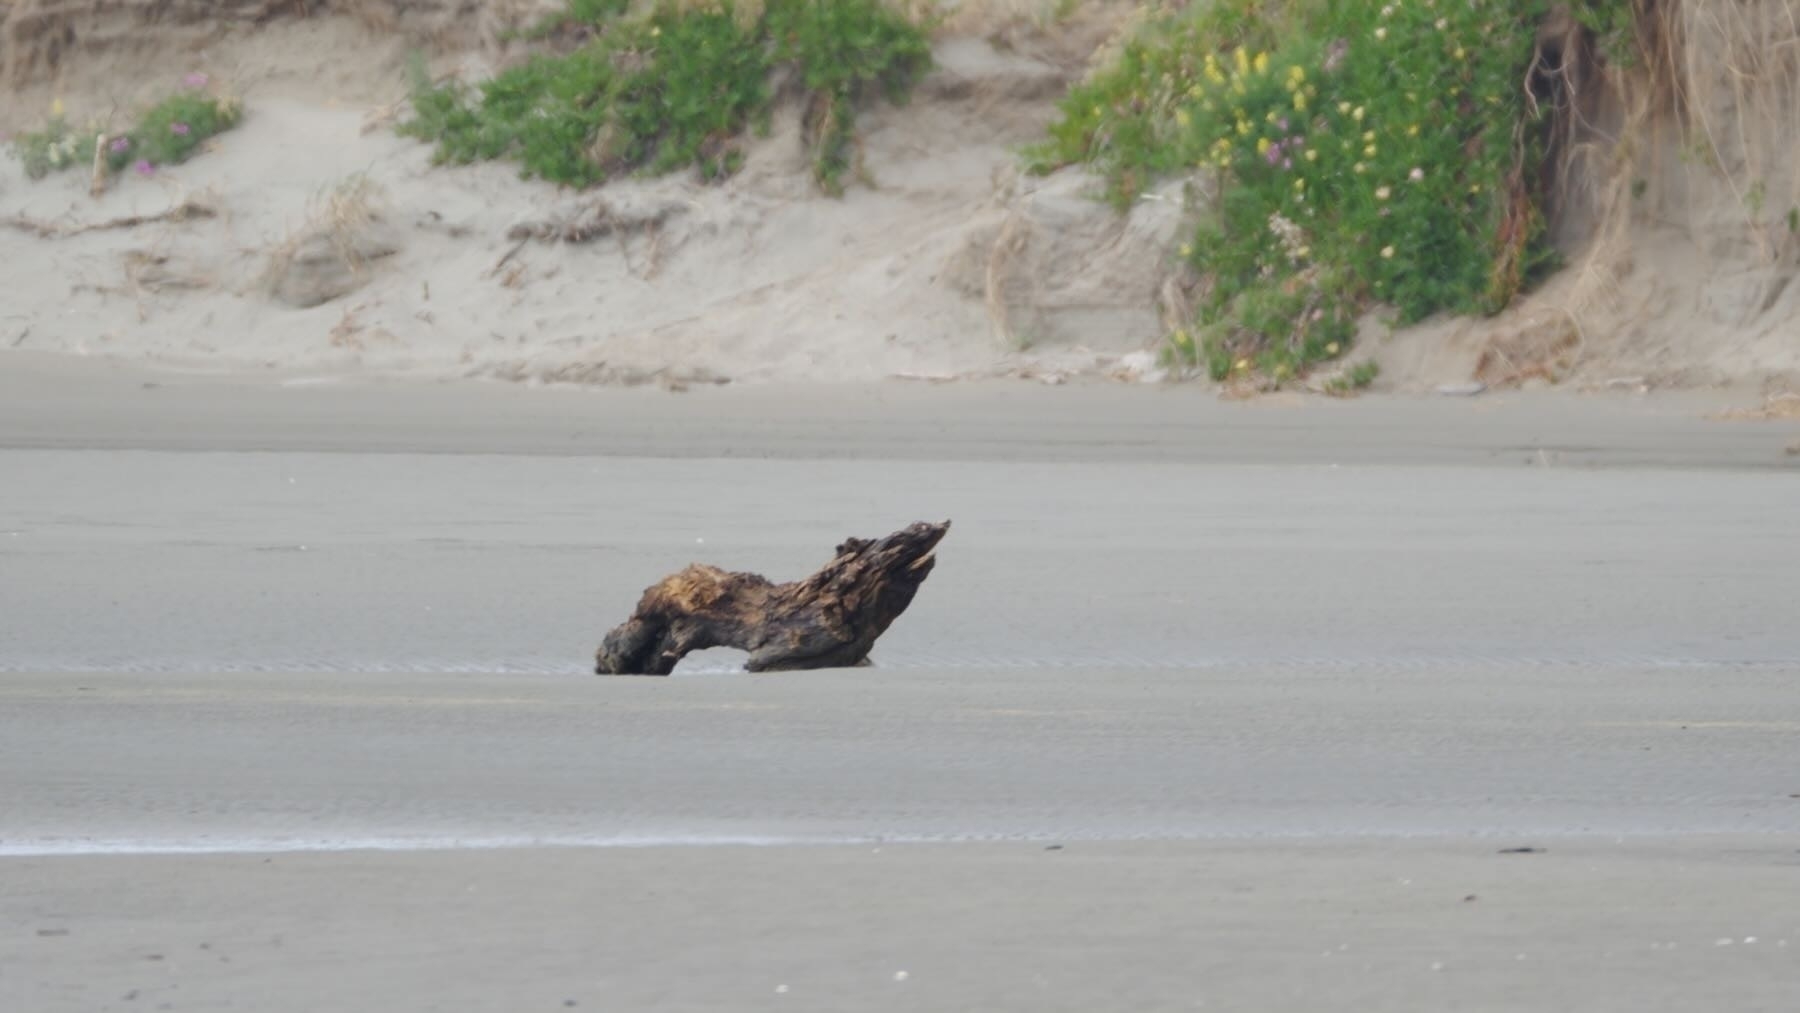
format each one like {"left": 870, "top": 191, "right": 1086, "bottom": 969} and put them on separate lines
{"left": 506, "top": 200, "right": 684, "bottom": 246}
{"left": 595, "top": 521, "right": 950, "bottom": 676}
{"left": 5, "top": 198, "right": 218, "bottom": 239}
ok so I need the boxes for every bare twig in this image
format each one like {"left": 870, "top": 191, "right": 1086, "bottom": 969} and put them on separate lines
{"left": 488, "top": 238, "right": 530, "bottom": 278}
{"left": 5, "top": 198, "right": 217, "bottom": 239}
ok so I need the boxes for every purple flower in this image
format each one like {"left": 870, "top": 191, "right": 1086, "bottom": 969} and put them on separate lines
{"left": 134, "top": 159, "right": 155, "bottom": 176}
{"left": 171, "top": 122, "right": 191, "bottom": 137}
{"left": 1277, "top": 118, "right": 1290, "bottom": 131}
{"left": 109, "top": 136, "right": 132, "bottom": 154}
{"left": 183, "top": 72, "right": 209, "bottom": 89}
{"left": 1265, "top": 144, "right": 1283, "bottom": 167}
{"left": 1283, "top": 158, "right": 1292, "bottom": 170}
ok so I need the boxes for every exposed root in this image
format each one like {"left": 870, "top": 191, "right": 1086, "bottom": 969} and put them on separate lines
{"left": 4, "top": 197, "right": 218, "bottom": 238}
{"left": 505, "top": 200, "right": 685, "bottom": 245}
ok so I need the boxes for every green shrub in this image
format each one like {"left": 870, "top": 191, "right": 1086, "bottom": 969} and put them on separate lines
{"left": 9, "top": 111, "right": 96, "bottom": 179}
{"left": 526, "top": 0, "right": 630, "bottom": 40}
{"left": 105, "top": 90, "right": 243, "bottom": 174}
{"left": 1033, "top": 0, "right": 1591, "bottom": 385}
{"left": 7, "top": 79, "right": 239, "bottom": 181}
{"left": 401, "top": 0, "right": 932, "bottom": 193}
{"left": 769, "top": 0, "right": 933, "bottom": 193}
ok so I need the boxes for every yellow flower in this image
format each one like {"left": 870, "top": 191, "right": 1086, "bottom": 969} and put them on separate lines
{"left": 1296, "top": 245, "right": 1310, "bottom": 258}
{"left": 1293, "top": 91, "right": 1308, "bottom": 112}
{"left": 1253, "top": 52, "right": 1270, "bottom": 75}
{"left": 1338, "top": 101, "right": 1352, "bottom": 115}
{"left": 1294, "top": 178, "right": 1306, "bottom": 191}
{"left": 1176, "top": 109, "right": 1191, "bottom": 126}
{"left": 1235, "top": 48, "right": 1250, "bottom": 77}
{"left": 1235, "top": 358, "right": 1251, "bottom": 372}
{"left": 1352, "top": 106, "right": 1365, "bottom": 123}
{"left": 1363, "top": 130, "right": 1375, "bottom": 142}
{"left": 1375, "top": 27, "right": 1387, "bottom": 40}
{"left": 50, "top": 97, "right": 64, "bottom": 118}
{"left": 1454, "top": 46, "right": 1466, "bottom": 60}
{"left": 1180, "top": 244, "right": 1193, "bottom": 258}
{"left": 1354, "top": 162, "right": 1367, "bottom": 173}
{"left": 1325, "top": 342, "right": 1340, "bottom": 355}
{"left": 1364, "top": 144, "right": 1377, "bottom": 157}
{"left": 1470, "top": 183, "right": 1483, "bottom": 194}
{"left": 1380, "top": 245, "right": 1396, "bottom": 259}
{"left": 1375, "top": 186, "right": 1391, "bottom": 200}
{"left": 1236, "top": 119, "right": 1251, "bottom": 136}
{"left": 1288, "top": 66, "right": 1306, "bottom": 84}
{"left": 1406, "top": 124, "right": 1420, "bottom": 136}
{"left": 1304, "top": 149, "right": 1318, "bottom": 162}
{"left": 1257, "top": 137, "right": 1272, "bottom": 155}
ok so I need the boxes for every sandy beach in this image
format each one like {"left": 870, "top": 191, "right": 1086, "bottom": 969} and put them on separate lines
{"left": 4, "top": 4, "right": 1800, "bottom": 1008}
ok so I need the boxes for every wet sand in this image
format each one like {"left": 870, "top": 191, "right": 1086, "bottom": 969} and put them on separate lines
{"left": 8, "top": 839, "right": 1799, "bottom": 1013}
{"left": 2, "top": 355, "right": 1798, "bottom": 1010}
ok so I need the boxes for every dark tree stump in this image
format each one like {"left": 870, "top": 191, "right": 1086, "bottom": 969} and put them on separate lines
{"left": 595, "top": 520, "right": 950, "bottom": 676}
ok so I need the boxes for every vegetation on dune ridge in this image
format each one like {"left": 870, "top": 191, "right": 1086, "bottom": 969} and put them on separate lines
{"left": 1031, "top": 0, "right": 1651, "bottom": 387}
{"left": 401, "top": 0, "right": 934, "bottom": 195}
{"left": 8, "top": 73, "right": 240, "bottom": 181}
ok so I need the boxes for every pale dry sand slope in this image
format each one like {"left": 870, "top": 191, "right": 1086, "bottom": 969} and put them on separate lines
{"left": 1, "top": 3, "right": 1797, "bottom": 392}
{"left": 0, "top": 9, "right": 1186, "bottom": 386}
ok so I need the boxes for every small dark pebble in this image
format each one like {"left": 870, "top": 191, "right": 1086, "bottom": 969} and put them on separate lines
{"left": 36, "top": 928, "right": 70, "bottom": 937}
{"left": 123, "top": 990, "right": 139, "bottom": 1001}
{"left": 1463, "top": 895, "right": 1478, "bottom": 902}
{"left": 1044, "top": 844, "right": 1064, "bottom": 851}
{"left": 145, "top": 953, "right": 164, "bottom": 961}
{"left": 1498, "top": 847, "right": 1545, "bottom": 854}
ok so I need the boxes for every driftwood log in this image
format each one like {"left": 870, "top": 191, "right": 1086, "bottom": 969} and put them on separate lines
{"left": 595, "top": 521, "right": 949, "bottom": 676}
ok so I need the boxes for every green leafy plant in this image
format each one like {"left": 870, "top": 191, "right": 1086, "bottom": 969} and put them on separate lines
{"left": 9, "top": 110, "right": 97, "bottom": 179}
{"left": 525, "top": 0, "right": 630, "bottom": 40}
{"left": 7, "top": 76, "right": 239, "bottom": 181}
{"left": 1038, "top": 0, "right": 1591, "bottom": 386}
{"left": 104, "top": 88, "right": 243, "bottom": 175}
{"left": 401, "top": 0, "right": 932, "bottom": 193}
{"left": 769, "top": 0, "right": 933, "bottom": 193}
{"left": 1326, "top": 359, "right": 1381, "bottom": 395}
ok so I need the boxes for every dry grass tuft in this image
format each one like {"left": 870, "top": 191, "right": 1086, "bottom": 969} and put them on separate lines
{"left": 1550, "top": 1, "right": 1800, "bottom": 330}
{"left": 983, "top": 210, "right": 1030, "bottom": 348}
{"left": 262, "top": 174, "right": 387, "bottom": 288}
